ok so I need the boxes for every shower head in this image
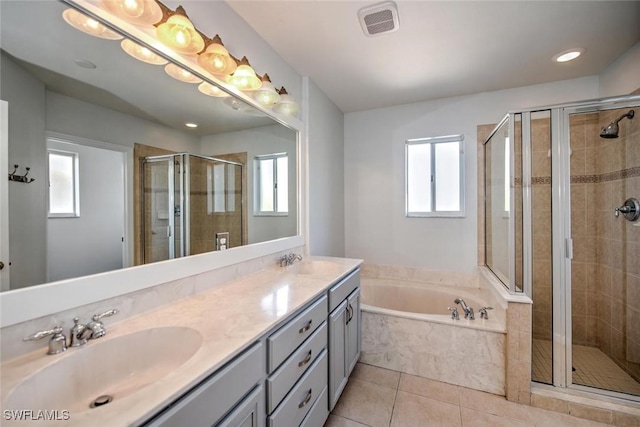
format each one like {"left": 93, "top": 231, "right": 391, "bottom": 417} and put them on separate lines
{"left": 600, "top": 109, "right": 634, "bottom": 139}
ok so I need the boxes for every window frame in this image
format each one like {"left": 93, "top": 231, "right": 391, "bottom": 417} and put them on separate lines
{"left": 254, "top": 152, "right": 288, "bottom": 217}
{"left": 405, "top": 134, "right": 465, "bottom": 218}
{"left": 47, "top": 148, "right": 80, "bottom": 218}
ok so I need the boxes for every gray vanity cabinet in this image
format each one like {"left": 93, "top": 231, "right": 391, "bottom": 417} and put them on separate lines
{"left": 328, "top": 270, "right": 361, "bottom": 410}
{"left": 142, "top": 342, "right": 264, "bottom": 427}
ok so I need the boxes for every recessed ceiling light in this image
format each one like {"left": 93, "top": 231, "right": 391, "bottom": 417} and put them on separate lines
{"left": 185, "top": 122, "right": 198, "bottom": 128}
{"left": 553, "top": 48, "right": 585, "bottom": 63}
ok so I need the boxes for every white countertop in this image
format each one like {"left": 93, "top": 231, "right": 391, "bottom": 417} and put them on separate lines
{"left": 0, "top": 256, "right": 362, "bottom": 426}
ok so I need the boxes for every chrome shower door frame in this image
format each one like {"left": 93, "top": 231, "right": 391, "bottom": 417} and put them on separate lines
{"left": 552, "top": 96, "right": 640, "bottom": 401}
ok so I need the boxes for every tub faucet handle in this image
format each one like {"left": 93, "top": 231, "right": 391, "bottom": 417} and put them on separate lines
{"left": 447, "top": 306, "right": 460, "bottom": 320}
{"left": 479, "top": 307, "right": 493, "bottom": 320}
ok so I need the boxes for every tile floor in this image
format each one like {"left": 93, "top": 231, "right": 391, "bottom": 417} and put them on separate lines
{"left": 325, "top": 362, "right": 614, "bottom": 427}
{"left": 532, "top": 339, "right": 640, "bottom": 396}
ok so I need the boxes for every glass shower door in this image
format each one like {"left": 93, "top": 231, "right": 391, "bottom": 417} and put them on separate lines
{"left": 566, "top": 104, "right": 640, "bottom": 397}
{"left": 142, "top": 156, "right": 184, "bottom": 263}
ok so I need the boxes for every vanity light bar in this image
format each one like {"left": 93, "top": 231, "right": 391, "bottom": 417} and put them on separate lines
{"left": 62, "top": 1, "right": 298, "bottom": 117}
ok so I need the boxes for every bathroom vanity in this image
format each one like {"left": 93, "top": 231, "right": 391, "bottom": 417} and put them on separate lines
{"left": 0, "top": 257, "right": 362, "bottom": 427}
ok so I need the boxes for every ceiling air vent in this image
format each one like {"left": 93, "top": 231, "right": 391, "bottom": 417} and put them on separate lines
{"left": 358, "top": 1, "right": 399, "bottom": 37}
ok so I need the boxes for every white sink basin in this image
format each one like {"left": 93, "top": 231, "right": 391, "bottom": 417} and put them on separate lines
{"left": 285, "top": 260, "right": 346, "bottom": 277}
{"left": 5, "top": 327, "right": 202, "bottom": 413}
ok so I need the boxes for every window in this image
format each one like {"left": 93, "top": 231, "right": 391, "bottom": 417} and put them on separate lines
{"left": 48, "top": 149, "right": 79, "bottom": 217}
{"left": 255, "top": 153, "right": 288, "bottom": 215}
{"left": 406, "top": 134, "right": 464, "bottom": 217}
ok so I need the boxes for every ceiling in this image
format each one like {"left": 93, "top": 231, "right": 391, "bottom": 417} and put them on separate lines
{"left": 227, "top": 1, "right": 640, "bottom": 113}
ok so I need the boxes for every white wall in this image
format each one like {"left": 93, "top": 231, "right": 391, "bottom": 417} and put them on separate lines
{"left": 599, "top": 41, "right": 640, "bottom": 97}
{"left": 0, "top": 51, "right": 47, "bottom": 289}
{"left": 307, "top": 79, "right": 345, "bottom": 257}
{"left": 47, "top": 140, "right": 125, "bottom": 282}
{"left": 344, "top": 76, "right": 600, "bottom": 274}
{"left": 201, "top": 125, "right": 298, "bottom": 244}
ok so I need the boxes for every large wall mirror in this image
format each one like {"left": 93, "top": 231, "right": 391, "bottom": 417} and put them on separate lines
{"left": 0, "top": 0, "right": 300, "bottom": 299}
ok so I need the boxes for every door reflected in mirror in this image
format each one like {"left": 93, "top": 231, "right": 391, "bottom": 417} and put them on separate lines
{"left": 0, "top": 0, "right": 298, "bottom": 291}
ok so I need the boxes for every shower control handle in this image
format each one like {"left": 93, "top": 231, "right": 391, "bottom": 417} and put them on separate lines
{"left": 615, "top": 198, "right": 640, "bottom": 222}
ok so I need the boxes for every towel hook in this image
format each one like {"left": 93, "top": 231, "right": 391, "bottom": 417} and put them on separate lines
{"left": 7, "top": 164, "right": 35, "bottom": 184}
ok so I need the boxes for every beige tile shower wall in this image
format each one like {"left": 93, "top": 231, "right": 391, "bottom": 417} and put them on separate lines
{"left": 569, "top": 113, "right": 600, "bottom": 347}
{"left": 594, "top": 107, "right": 640, "bottom": 382}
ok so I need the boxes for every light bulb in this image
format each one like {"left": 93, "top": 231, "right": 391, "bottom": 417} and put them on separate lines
{"left": 252, "top": 77, "right": 280, "bottom": 108}
{"left": 227, "top": 59, "right": 261, "bottom": 91}
{"left": 121, "top": 39, "right": 168, "bottom": 65}
{"left": 197, "top": 37, "right": 237, "bottom": 76}
{"left": 101, "top": 0, "right": 162, "bottom": 26}
{"left": 164, "top": 63, "right": 202, "bottom": 84}
{"left": 62, "top": 8, "right": 123, "bottom": 40}
{"left": 121, "top": 0, "right": 143, "bottom": 17}
{"left": 273, "top": 88, "right": 299, "bottom": 117}
{"left": 198, "top": 82, "right": 230, "bottom": 98}
{"left": 156, "top": 12, "right": 204, "bottom": 54}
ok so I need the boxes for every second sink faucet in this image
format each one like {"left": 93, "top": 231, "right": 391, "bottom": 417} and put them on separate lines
{"left": 454, "top": 298, "right": 474, "bottom": 320}
{"left": 81, "top": 309, "right": 119, "bottom": 340}
{"left": 280, "top": 253, "right": 303, "bottom": 267}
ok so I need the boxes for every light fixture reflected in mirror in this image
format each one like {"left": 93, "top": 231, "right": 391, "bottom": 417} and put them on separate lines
{"left": 252, "top": 73, "right": 281, "bottom": 108}
{"left": 227, "top": 56, "right": 262, "bottom": 91}
{"left": 223, "top": 97, "right": 266, "bottom": 117}
{"left": 155, "top": 6, "right": 204, "bottom": 55}
{"left": 198, "top": 81, "right": 230, "bottom": 98}
{"left": 121, "top": 39, "right": 168, "bottom": 65}
{"left": 164, "top": 63, "right": 202, "bottom": 83}
{"left": 101, "top": 0, "right": 162, "bottom": 26}
{"left": 273, "top": 87, "right": 299, "bottom": 117}
{"left": 198, "top": 35, "right": 237, "bottom": 77}
{"left": 62, "top": 8, "right": 123, "bottom": 40}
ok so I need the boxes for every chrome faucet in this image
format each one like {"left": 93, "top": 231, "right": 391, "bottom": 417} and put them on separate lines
{"left": 455, "top": 298, "right": 474, "bottom": 320}
{"left": 82, "top": 309, "right": 119, "bottom": 340}
{"left": 447, "top": 306, "right": 460, "bottom": 320}
{"left": 479, "top": 306, "right": 494, "bottom": 320}
{"left": 280, "top": 253, "right": 303, "bottom": 267}
{"left": 24, "top": 326, "right": 67, "bottom": 355}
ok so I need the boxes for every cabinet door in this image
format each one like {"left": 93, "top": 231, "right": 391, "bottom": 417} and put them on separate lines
{"left": 218, "top": 385, "right": 264, "bottom": 427}
{"left": 328, "top": 299, "right": 348, "bottom": 410}
{"left": 346, "top": 289, "right": 361, "bottom": 376}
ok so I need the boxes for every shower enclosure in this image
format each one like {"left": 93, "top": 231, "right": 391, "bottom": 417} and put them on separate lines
{"left": 484, "top": 94, "right": 640, "bottom": 401}
{"left": 141, "top": 153, "right": 243, "bottom": 264}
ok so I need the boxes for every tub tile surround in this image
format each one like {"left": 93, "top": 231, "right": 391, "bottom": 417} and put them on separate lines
{"left": 327, "top": 362, "right": 628, "bottom": 427}
{"left": 360, "top": 311, "right": 506, "bottom": 395}
{"left": 0, "top": 254, "right": 362, "bottom": 425}
{"left": 359, "top": 263, "right": 513, "bottom": 396}
{"left": 1, "top": 247, "right": 305, "bottom": 362}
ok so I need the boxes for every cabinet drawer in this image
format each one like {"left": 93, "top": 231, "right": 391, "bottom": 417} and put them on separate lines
{"left": 268, "top": 296, "right": 327, "bottom": 373}
{"left": 300, "top": 386, "right": 328, "bottom": 427}
{"left": 145, "top": 342, "right": 264, "bottom": 427}
{"left": 268, "top": 350, "right": 328, "bottom": 427}
{"left": 267, "top": 322, "right": 327, "bottom": 413}
{"left": 328, "top": 269, "right": 360, "bottom": 312}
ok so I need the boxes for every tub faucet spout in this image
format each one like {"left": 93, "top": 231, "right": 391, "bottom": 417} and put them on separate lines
{"left": 455, "top": 298, "right": 474, "bottom": 320}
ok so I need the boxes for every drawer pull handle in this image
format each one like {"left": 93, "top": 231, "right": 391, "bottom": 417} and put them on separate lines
{"left": 299, "top": 320, "right": 312, "bottom": 334}
{"left": 298, "top": 388, "right": 313, "bottom": 409}
{"left": 298, "top": 350, "right": 313, "bottom": 367}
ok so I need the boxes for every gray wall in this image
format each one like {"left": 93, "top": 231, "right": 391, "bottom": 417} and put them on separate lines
{"left": 0, "top": 51, "right": 47, "bottom": 289}
{"left": 344, "top": 76, "right": 600, "bottom": 274}
{"left": 46, "top": 92, "right": 200, "bottom": 153}
{"left": 307, "top": 79, "right": 345, "bottom": 257}
{"left": 47, "top": 140, "right": 125, "bottom": 282}
{"left": 201, "top": 125, "right": 298, "bottom": 244}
